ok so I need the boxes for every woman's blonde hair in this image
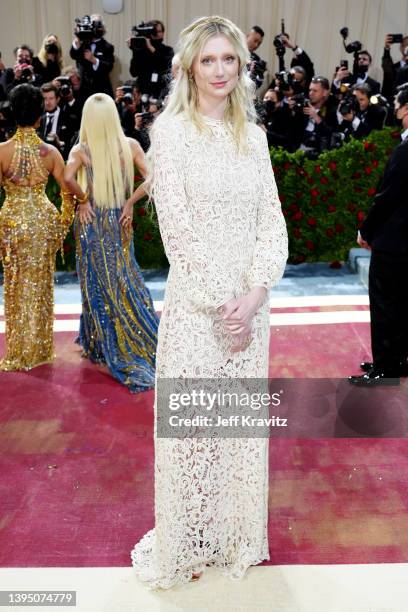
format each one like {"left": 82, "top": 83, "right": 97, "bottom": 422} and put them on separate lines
{"left": 155, "top": 15, "right": 256, "bottom": 151}
{"left": 37, "top": 34, "right": 63, "bottom": 69}
{"left": 78, "top": 93, "right": 134, "bottom": 209}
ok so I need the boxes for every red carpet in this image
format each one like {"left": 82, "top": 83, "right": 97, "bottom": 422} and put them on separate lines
{"left": 1, "top": 308, "right": 408, "bottom": 567}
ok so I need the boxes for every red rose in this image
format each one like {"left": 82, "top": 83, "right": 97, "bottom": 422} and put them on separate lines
{"left": 364, "top": 166, "right": 372, "bottom": 175}
{"left": 307, "top": 217, "right": 317, "bottom": 226}
{"left": 372, "top": 159, "right": 379, "bottom": 167}
{"left": 144, "top": 232, "right": 152, "bottom": 241}
{"left": 310, "top": 188, "right": 319, "bottom": 197}
{"left": 322, "top": 195, "right": 328, "bottom": 202}
{"left": 137, "top": 207, "right": 146, "bottom": 216}
{"left": 357, "top": 211, "right": 365, "bottom": 222}
{"left": 306, "top": 240, "right": 315, "bottom": 250}
{"left": 330, "top": 261, "right": 342, "bottom": 269}
{"left": 293, "top": 228, "right": 302, "bottom": 238}
{"left": 296, "top": 167, "right": 305, "bottom": 176}
{"left": 353, "top": 172, "right": 361, "bottom": 179}
{"left": 314, "top": 165, "right": 321, "bottom": 173}
{"left": 294, "top": 254, "right": 306, "bottom": 264}
{"left": 327, "top": 189, "right": 335, "bottom": 197}
{"left": 328, "top": 161, "right": 337, "bottom": 171}
{"left": 310, "top": 198, "right": 318, "bottom": 206}
{"left": 327, "top": 205, "right": 336, "bottom": 213}
{"left": 335, "top": 224, "right": 344, "bottom": 233}
{"left": 391, "top": 130, "right": 401, "bottom": 139}
{"left": 307, "top": 177, "right": 314, "bottom": 185}
{"left": 326, "top": 228, "right": 334, "bottom": 238}
{"left": 283, "top": 161, "right": 291, "bottom": 170}
{"left": 292, "top": 211, "right": 303, "bottom": 221}
{"left": 347, "top": 203, "right": 356, "bottom": 212}
{"left": 289, "top": 202, "right": 299, "bottom": 211}
{"left": 363, "top": 141, "right": 370, "bottom": 150}
{"left": 320, "top": 176, "right": 329, "bottom": 184}
{"left": 367, "top": 187, "right": 376, "bottom": 196}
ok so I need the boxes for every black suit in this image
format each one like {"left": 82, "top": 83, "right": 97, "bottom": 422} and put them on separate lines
{"left": 38, "top": 107, "right": 77, "bottom": 159}
{"left": 70, "top": 38, "right": 114, "bottom": 98}
{"left": 360, "top": 135, "right": 408, "bottom": 370}
{"left": 332, "top": 74, "right": 381, "bottom": 96}
{"left": 130, "top": 40, "right": 173, "bottom": 97}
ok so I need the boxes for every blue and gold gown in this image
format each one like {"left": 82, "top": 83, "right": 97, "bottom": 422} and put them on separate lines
{"left": 74, "top": 149, "right": 158, "bottom": 393}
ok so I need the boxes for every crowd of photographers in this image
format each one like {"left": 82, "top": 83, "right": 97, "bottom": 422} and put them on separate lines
{"left": 0, "top": 15, "right": 407, "bottom": 160}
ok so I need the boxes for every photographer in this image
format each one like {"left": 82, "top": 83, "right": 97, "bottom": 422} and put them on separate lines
{"left": 55, "top": 67, "right": 85, "bottom": 116}
{"left": 382, "top": 34, "right": 408, "bottom": 99}
{"left": 38, "top": 83, "right": 77, "bottom": 159}
{"left": 281, "top": 34, "right": 315, "bottom": 85}
{"left": 260, "top": 88, "right": 292, "bottom": 150}
{"left": 128, "top": 20, "right": 174, "bottom": 98}
{"left": 115, "top": 81, "right": 142, "bottom": 136}
{"left": 332, "top": 50, "right": 380, "bottom": 95}
{"left": 70, "top": 14, "right": 114, "bottom": 99}
{"left": 131, "top": 97, "right": 162, "bottom": 152}
{"left": 32, "top": 34, "right": 63, "bottom": 83}
{"left": 291, "top": 76, "right": 337, "bottom": 157}
{"left": 335, "top": 83, "right": 386, "bottom": 139}
{"left": 246, "top": 26, "right": 267, "bottom": 90}
{"left": 5, "top": 45, "right": 42, "bottom": 93}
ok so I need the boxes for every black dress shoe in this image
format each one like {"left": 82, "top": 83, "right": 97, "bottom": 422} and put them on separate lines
{"left": 360, "top": 361, "right": 408, "bottom": 376}
{"left": 349, "top": 368, "right": 400, "bottom": 386}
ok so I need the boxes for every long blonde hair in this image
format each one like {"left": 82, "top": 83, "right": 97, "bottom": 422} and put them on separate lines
{"left": 78, "top": 94, "right": 134, "bottom": 209}
{"left": 37, "top": 34, "right": 63, "bottom": 69}
{"left": 155, "top": 16, "right": 256, "bottom": 148}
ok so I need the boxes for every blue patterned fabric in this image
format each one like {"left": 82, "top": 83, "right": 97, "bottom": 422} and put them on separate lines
{"left": 74, "top": 207, "right": 159, "bottom": 393}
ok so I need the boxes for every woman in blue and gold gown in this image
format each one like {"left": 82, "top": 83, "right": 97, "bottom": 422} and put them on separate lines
{"left": 64, "top": 93, "right": 158, "bottom": 393}
{"left": 0, "top": 84, "right": 75, "bottom": 370}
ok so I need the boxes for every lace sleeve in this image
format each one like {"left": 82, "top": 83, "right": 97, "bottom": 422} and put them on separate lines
{"left": 246, "top": 127, "right": 288, "bottom": 289}
{"left": 151, "top": 121, "right": 235, "bottom": 310}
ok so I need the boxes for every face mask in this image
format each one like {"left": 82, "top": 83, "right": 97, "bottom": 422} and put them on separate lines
{"left": 263, "top": 100, "right": 276, "bottom": 114}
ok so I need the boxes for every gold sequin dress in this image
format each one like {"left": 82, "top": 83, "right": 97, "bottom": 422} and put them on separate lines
{"left": 0, "top": 127, "right": 75, "bottom": 370}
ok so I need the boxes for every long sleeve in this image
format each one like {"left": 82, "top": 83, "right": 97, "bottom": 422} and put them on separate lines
{"left": 246, "top": 127, "right": 288, "bottom": 289}
{"left": 151, "top": 121, "right": 236, "bottom": 310}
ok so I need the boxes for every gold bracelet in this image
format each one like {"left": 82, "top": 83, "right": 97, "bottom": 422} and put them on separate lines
{"left": 75, "top": 192, "right": 88, "bottom": 205}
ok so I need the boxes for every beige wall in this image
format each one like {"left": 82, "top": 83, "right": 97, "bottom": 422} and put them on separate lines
{"left": 1, "top": 0, "right": 408, "bottom": 92}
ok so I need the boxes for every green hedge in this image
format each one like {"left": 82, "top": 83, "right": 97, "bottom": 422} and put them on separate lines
{"left": 0, "top": 127, "right": 401, "bottom": 270}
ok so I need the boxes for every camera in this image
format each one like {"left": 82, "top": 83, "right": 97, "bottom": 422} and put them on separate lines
{"left": 291, "top": 93, "right": 310, "bottom": 110}
{"left": 55, "top": 76, "right": 73, "bottom": 98}
{"left": 130, "top": 22, "right": 157, "bottom": 51}
{"left": 389, "top": 33, "right": 403, "bottom": 44}
{"left": 338, "top": 94, "right": 358, "bottom": 116}
{"left": 74, "top": 15, "right": 104, "bottom": 48}
{"left": 340, "top": 27, "right": 362, "bottom": 54}
{"left": 18, "top": 59, "right": 32, "bottom": 81}
{"left": 123, "top": 93, "right": 134, "bottom": 104}
{"left": 44, "top": 42, "right": 59, "bottom": 55}
{"left": 273, "top": 19, "right": 287, "bottom": 58}
{"left": 252, "top": 58, "right": 267, "bottom": 78}
{"left": 275, "top": 70, "right": 294, "bottom": 92}
{"left": 119, "top": 85, "right": 133, "bottom": 94}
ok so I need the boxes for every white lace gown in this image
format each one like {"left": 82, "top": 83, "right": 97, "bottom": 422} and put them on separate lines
{"left": 131, "top": 113, "right": 288, "bottom": 588}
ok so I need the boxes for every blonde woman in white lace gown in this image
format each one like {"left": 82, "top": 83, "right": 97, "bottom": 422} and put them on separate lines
{"left": 131, "top": 16, "right": 288, "bottom": 588}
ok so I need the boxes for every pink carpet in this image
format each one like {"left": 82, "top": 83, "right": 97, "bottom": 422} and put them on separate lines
{"left": 1, "top": 308, "right": 408, "bottom": 567}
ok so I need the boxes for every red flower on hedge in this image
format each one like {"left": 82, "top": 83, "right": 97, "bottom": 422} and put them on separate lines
{"left": 306, "top": 240, "right": 315, "bottom": 250}
{"left": 320, "top": 176, "right": 329, "bottom": 184}
{"left": 372, "top": 159, "right": 379, "bottom": 167}
{"left": 294, "top": 254, "right": 306, "bottom": 264}
{"left": 283, "top": 161, "right": 292, "bottom": 170}
{"left": 296, "top": 167, "right": 306, "bottom": 176}
{"left": 307, "top": 217, "right": 317, "bottom": 226}
{"left": 322, "top": 195, "right": 328, "bottom": 202}
{"left": 289, "top": 202, "right": 299, "bottom": 211}
{"left": 293, "top": 228, "right": 302, "bottom": 238}
{"left": 347, "top": 203, "right": 356, "bottom": 212}
{"left": 327, "top": 204, "right": 336, "bottom": 213}
{"left": 314, "top": 165, "right": 321, "bottom": 173}
{"left": 292, "top": 211, "right": 303, "bottom": 221}
{"left": 326, "top": 228, "right": 334, "bottom": 237}
{"left": 310, "top": 198, "right": 318, "bottom": 206}
{"left": 353, "top": 172, "right": 361, "bottom": 179}
{"left": 310, "top": 188, "right": 319, "bottom": 197}
{"left": 137, "top": 207, "right": 146, "bottom": 216}
{"left": 363, "top": 141, "right": 375, "bottom": 151}
{"left": 391, "top": 130, "right": 401, "bottom": 139}
{"left": 364, "top": 166, "right": 372, "bottom": 175}
{"left": 335, "top": 224, "right": 344, "bottom": 233}
{"left": 144, "top": 232, "right": 153, "bottom": 241}
{"left": 307, "top": 177, "right": 314, "bottom": 185}
{"left": 327, "top": 189, "right": 335, "bottom": 197}
{"left": 367, "top": 187, "right": 376, "bottom": 196}
{"left": 357, "top": 211, "right": 365, "bottom": 222}
{"left": 328, "top": 161, "right": 337, "bottom": 171}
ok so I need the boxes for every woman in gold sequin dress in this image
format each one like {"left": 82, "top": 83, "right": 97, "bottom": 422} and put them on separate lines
{"left": 0, "top": 84, "right": 75, "bottom": 370}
